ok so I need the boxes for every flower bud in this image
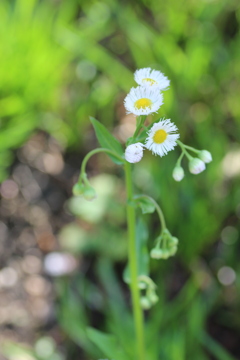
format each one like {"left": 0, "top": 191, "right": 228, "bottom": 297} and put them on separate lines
{"left": 72, "top": 183, "right": 85, "bottom": 196}
{"left": 172, "top": 166, "right": 184, "bottom": 182}
{"left": 83, "top": 186, "right": 97, "bottom": 201}
{"left": 160, "top": 249, "right": 171, "bottom": 259}
{"left": 199, "top": 150, "right": 212, "bottom": 163}
{"left": 125, "top": 143, "right": 144, "bottom": 163}
{"left": 138, "top": 281, "right": 147, "bottom": 289}
{"left": 148, "top": 292, "right": 159, "bottom": 305}
{"left": 150, "top": 248, "right": 164, "bottom": 259}
{"left": 168, "top": 245, "right": 178, "bottom": 256}
{"left": 169, "top": 236, "right": 178, "bottom": 246}
{"left": 140, "top": 296, "right": 151, "bottom": 310}
{"left": 189, "top": 158, "right": 206, "bottom": 175}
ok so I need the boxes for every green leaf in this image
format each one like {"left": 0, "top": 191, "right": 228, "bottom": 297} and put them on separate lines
{"left": 199, "top": 332, "right": 238, "bottom": 360}
{"left": 90, "top": 117, "right": 124, "bottom": 165}
{"left": 135, "top": 197, "right": 155, "bottom": 214}
{"left": 87, "top": 327, "right": 127, "bottom": 360}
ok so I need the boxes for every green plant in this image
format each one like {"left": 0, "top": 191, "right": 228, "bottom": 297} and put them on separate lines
{"left": 72, "top": 68, "right": 214, "bottom": 360}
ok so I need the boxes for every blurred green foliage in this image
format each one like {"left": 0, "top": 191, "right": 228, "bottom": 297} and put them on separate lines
{"left": 1, "top": 0, "right": 240, "bottom": 359}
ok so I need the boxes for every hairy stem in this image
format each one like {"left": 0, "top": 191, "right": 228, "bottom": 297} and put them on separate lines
{"left": 124, "top": 161, "right": 145, "bottom": 360}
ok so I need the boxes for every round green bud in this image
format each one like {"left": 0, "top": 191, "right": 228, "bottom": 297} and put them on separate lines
{"left": 148, "top": 292, "right": 159, "bottom": 305}
{"left": 169, "top": 236, "right": 179, "bottom": 246}
{"left": 161, "top": 249, "right": 171, "bottom": 259}
{"left": 72, "top": 183, "right": 85, "bottom": 196}
{"left": 150, "top": 248, "right": 164, "bottom": 259}
{"left": 83, "top": 186, "right": 97, "bottom": 201}
{"left": 140, "top": 296, "right": 151, "bottom": 310}
{"left": 168, "top": 245, "right": 178, "bottom": 256}
{"left": 138, "top": 281, "right": 147, "bottom": 290}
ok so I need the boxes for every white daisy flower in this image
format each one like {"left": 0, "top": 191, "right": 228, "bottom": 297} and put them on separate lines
{"left": 145, "top": 119, "right": 179, "bottom": 157}
{"left": 134, "top": 67, "right": 170, "bottom": 91}
{"left": 124, "top": 86, "right": 163, "bottom": 116}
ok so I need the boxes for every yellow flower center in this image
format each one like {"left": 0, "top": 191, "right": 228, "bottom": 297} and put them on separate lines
{"left": 143, "top": 78, "right": 157, "bottom": 85}
{"left": 134, "top": 98, "right": 152, "bottom": 109}
{"left": 153, "top": 129, "right": 167, "bottom": 144}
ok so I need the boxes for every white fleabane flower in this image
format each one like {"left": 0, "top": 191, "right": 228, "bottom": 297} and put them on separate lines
{"left": 189, "top": 158, "right": 206, "bottom": 174}
{"left": 145, "top": 119, "right": 179, "bottom": 157}
{"left": 134, "top": 67, "right": 170, "bottom": 91}
{"left": 125, "top": 143, "right": 144, "bottom": 163}
{"left": 124, "top": 86, "right": 163, "bottom": 116}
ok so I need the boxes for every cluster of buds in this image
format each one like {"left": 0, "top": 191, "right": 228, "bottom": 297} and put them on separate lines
{"left": 172, "top": 144, "right": 212, "bottom": 182}
{"left": 189, "top": 150, "right": 212, "bottom": 174}
{"left": 138, "top": 276, "right": 159, "bottom": 310}
{"left": 150, "top": 229, "right": 178, "bottom": 260}
{"left": 72, "top": 173, "right": 97, "bottom": 201}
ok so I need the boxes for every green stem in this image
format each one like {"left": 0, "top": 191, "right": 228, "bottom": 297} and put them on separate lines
{"left": 134, "top": 194, "right": 167, "bottom": 231}
{"left": 179, "top": 141, "right": 200, "bottom": 154}
{"left": 176, "top": 151, "right": 184, "bottom": 167}
{"left": 177, "top": 140, "right": 193, "bottom": 161}
{"left": 138, "top": 275, "right": 157, "bottom": 290}
{"left": 124, "top": 161, "right": 145, "bottom": 360}
{"left": 129, "top": 115, "right": 147, "bottom": 144}
{"left": 80, "top": 148, "right": 124, "bottom": 180}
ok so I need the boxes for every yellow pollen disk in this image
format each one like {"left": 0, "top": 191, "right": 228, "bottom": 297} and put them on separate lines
{"left": 143, "top": 78, "right": 157, "bottom": 85}
{"left": 153, "top": 129, "right": 167, "bottom": 144}
{"left": 134, "top": 98, "right": 152, "bottom": 109}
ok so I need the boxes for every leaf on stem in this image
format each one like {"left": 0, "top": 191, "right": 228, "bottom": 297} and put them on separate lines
{"left": 90, "top": 117, "right": 124, "bottom": 165}
{"left": 135, "top": 196, "right": 155, "bottom": 214}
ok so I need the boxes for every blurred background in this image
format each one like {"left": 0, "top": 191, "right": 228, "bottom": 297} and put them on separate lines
{"left": 0, "top": 0, "right": 240, "bottom": 359}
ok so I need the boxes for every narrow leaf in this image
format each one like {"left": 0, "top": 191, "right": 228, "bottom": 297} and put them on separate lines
{"left": 90, "top": 117, "right": 124, "bottom": 165}
{"left": 199, "top": 332, "right": 238, "bottom": 360}
{"left": 87, "top": 327, "right": 126, "bottom": 360}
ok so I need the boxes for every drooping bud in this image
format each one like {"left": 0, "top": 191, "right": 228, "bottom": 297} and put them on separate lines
{"left": 138, "top": 281, "right": 147, "bottom": 289}
{"left": 150, "top": 229, "right": 179, "bottom": 260}
{"left": 72, "top": 183, "right": 85, "bottom": 196}
{"left": 150, "top": 248, "right": 164, "bottom": 259}
{"left": 140, "top": 296, "right": 151, "bottom": 310}
{"left": 199, "top": 150, "right": 212, "bottom": 163}
{"left": 148, "top": 292, "right": 159, "bottom": 305}
{"left": 72, "top": 182, "right": 97, "bottom": 201}
{"left": 83, "top": 186, "right": 97, "bottom": 201}
{"left": 189, "top": 158, "right": 206, "bottom": 174}
{"left": 125, "top": 143, "right": 144, "bottom": 163}
{"left": 172, "top": 166, "right": 184, "bottom": 181}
